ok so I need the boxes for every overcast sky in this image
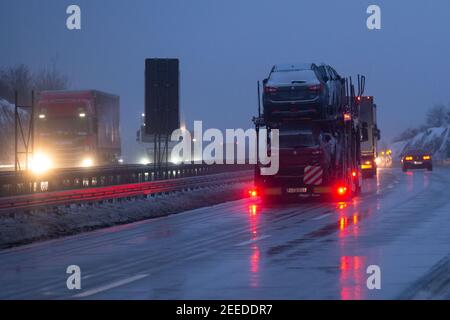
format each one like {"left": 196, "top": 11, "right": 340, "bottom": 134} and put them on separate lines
{"left": 1, "top": 0, "right": 450, "bottom": 156}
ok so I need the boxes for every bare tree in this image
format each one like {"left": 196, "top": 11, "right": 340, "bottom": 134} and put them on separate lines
{"left": 393, "top": 127, "right": 420, "bottom": 143}
{"left": 0, "top": 64, "right": 33, "bottom": 104}
{"left": 0, "top": 63, "right": 69, "bottom": 103}
{"left": 0, "top": 64, "right": 70, "bottom": 165}
{"left": 33, "top": 65, "right": 69, "bottom": 92}
{"left": 425, "top": 104, "right": 450, "bottom": 128}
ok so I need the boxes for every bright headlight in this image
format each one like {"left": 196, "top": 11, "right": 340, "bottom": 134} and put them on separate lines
{"left": 30, "top": 152, "right": 52, "bottom": 174}
{"left": 81, "top": 158, "right": 94, "bottom": 167}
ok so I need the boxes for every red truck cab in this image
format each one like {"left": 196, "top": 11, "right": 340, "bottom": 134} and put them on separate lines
{"left": 35, "top": 90, "right": 121, "bottom": 169}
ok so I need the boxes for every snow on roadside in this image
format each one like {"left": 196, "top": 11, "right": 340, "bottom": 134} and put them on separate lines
{"left": 0, "top": 181, "right": 252, "bottom": 249}
{"left": 391, "top": 126, "right": 450, "bottom": 160}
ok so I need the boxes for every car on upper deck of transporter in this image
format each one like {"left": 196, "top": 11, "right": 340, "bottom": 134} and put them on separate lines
{"left": 262, "top": 63, "right": 345, "bottom": 121}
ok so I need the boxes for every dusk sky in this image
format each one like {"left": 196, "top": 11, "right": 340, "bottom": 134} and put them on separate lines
{"left": 2, "top": 0, "right": 450, "bottom": 157}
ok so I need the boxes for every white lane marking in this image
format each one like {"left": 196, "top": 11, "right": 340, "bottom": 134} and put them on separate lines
{"left": 73, "top": 274, "right": 148, "bottom": 298}
{"left": 235, "top": 235, "right": 271, "bottom": 246}
{"left": 313, "top": 213, "right": 331, "bottom": 220}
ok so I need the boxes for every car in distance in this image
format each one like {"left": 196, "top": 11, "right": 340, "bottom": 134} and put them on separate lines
{"left": 401, "top": 149, "right": 432, "bottom": 172}
{"left": 262, "top": 63, "right": 344, "bottom": 121}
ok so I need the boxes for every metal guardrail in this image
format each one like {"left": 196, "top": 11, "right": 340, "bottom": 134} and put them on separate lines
{"left": 0, "top": 169, "right": 253, "bottom": 213}
{"left": 0, "top": 163, "right": 253, "bottom": 197}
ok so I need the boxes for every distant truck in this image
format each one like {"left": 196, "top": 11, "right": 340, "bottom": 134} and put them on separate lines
{"left": 35, "top": 90, "right": 121, "bottom": 169}
{"left": 358, "top": 96, "right": 380, "bottom": 178}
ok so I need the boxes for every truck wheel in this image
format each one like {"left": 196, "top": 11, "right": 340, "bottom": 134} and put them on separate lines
{"left": 402, "top": 166, "right": 407, "bottom": 172}
{"left": 427, "top": 165, "right": 433, "bottom": 171}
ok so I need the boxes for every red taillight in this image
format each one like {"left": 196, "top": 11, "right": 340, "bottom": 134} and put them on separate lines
{"left": 308, "top": 84, "right": 323, "bottom": 92}
{"left": 264, "top": 86, "right": 277, "bottom": 93}
{"left": 352, "top": 171, "right": 357, "bottom": 177}
{"left": 248, "top": 188, "right": 258, "bottom": 198}
{"left": 337, "top": 186, "right": 348, "bottom": 196}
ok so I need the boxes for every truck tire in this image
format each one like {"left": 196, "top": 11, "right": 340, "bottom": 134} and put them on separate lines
{"left": 427, "top": 165, "right": 433, "bottom": 171}
{"left": 402, "top": 166, "right": 407, "bottom": 172}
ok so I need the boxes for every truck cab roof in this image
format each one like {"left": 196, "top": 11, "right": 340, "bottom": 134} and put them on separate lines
{"left": 39, "top": 90, "right": 119, "bottom": 100}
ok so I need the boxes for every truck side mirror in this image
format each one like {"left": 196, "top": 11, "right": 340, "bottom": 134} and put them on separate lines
{"left": 376, "top": 128, "right": 381, "bottom": 141}
{"left": 93, "top": 120, "right": 98, "bottom": 134}
{"left": 262, "top": 78, "right": 268, "bottom": 85}
{"left": 361, "top": 122, "right": 369, "bottom": 142}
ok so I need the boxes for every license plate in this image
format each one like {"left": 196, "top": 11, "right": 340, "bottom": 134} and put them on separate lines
{"left": 286, "top": 187, "right": 307, "bottom": 193}
{"left": 313, "top": 186, "right": 332, "bottom": 193}
{"left": 414, "top": 161, "right": 423, "bottom": 165}
{"left": 265, "top": 188, "right": 282, "bottom": 195}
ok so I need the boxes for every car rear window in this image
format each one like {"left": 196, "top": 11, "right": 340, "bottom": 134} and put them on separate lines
{"left": 269, "top": 69, "right": 318, "bottom": 84}
{"left": 405, "top": 150, "right": 427, "bottom": 156}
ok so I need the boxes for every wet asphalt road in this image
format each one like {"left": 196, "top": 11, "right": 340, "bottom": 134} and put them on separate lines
{"left": 1, "top": 167, "right": 450, "bottom": 299}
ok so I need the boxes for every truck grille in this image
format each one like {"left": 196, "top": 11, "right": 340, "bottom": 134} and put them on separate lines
{"left": 51, "top": 148, "right": 87, "bottom": 167}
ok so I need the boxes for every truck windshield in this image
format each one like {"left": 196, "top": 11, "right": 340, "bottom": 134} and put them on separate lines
{"left": 279, "top": 130, "right": 318, "bottom": 148}
{"left": 37, "top": 117, "right": 89, "bottom": 136}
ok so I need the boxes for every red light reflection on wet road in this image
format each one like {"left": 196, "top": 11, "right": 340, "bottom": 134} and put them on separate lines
{"left": 339, "top": 256, "right": 366, "bottom": 300}
{"left": 248, "top": 203, "right": 260, "bottom": 287}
